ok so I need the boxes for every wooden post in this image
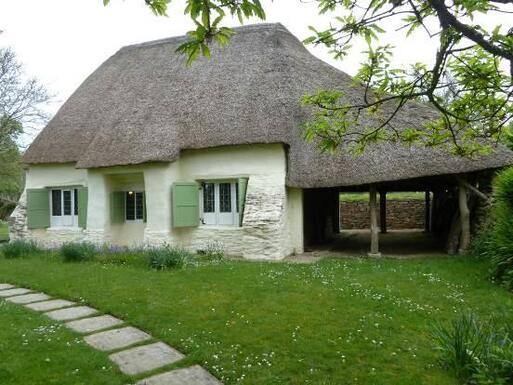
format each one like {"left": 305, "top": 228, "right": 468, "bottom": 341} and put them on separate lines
{"left": 332, "top": 189, "right": 340, "bottom": 234}
{"left": 368, "top": 185, "right": 381, "bottom": 257}
{"left": 458, "top": 179, "right": 471, "bottom": 253}
{"left": 424, "top": 191, "right": 431, "bottom": 233}
{"left": 379, "top": 191, "right": 387, "bottom": 233}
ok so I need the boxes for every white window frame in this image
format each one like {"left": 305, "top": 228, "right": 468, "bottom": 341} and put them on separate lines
{"left": 200, "top": 181, "right": 238, "bottom": 226}
{"left": 50, "top": 188, "right": 79, "bottom": 228}
{"left": 125, "top": 191, "right": 144, "bottom": 222}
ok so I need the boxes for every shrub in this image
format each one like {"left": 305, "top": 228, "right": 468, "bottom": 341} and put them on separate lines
{"left": 433, "top": 313, "right": 513, "bottom": 385}
{"left": 1, "top": 239, "right": 41, "bottom": 259}
{"left": 146, "top": 244, "right": 190, "bottom": 270}
{"left": 471, "top": 167, "right": 513, "bottom": 290}
{"left": 60, "top": 241, "right": 97, "bottom": 262}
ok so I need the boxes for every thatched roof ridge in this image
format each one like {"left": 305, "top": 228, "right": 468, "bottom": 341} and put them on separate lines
{"left": 23, "top": 23, "right": 513, "bottom": 187}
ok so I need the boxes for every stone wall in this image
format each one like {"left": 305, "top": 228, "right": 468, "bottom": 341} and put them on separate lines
{"left": 340, "top": 199, "right": 425, "bottom": 230}
{"left": 8, "top": 191, "right": 28, "bottom": 241}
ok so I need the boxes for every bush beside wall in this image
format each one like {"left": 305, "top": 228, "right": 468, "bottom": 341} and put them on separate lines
{"left": 472, "top": 167, "right": 513, "bottom": 290}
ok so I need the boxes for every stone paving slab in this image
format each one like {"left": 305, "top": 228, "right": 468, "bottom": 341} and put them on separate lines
{"left": 0, "top": 288, "right": 31, "bottom": 297}
{"left": 134, "top": 365, "right": 222, "bottom": 385}
{"left": 5, "top": 293, "right": 50, "bottom": 304}
{"left": 45, "top": 305, "right": 98, "bottom": 321}
{"left": 66, "top": 315, "right": 124, "bottom": 334}
{"left": 25, "top": 299, "right": 76, "bottom": 312}
{"left": 84, "top": 326, "right": 151, "bottom": 352}
{"left": 109, "top": 342, "right": 185, "bottom": 376}
{"left": 0, "top": 283, "right": 15, "bottom": 290}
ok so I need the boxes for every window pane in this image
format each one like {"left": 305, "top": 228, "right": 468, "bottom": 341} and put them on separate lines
{"left": 203, "top": 183, "right": 215, "bottom": 213}
{"left": 74, "top": 189, "right": 78, "bottom": 216}
{"left": 126, "top": 192, "right": 135, "bottom": 220}
{"left": 135, "top": 192, "right": 144, "bottom": 220}
{"left": 235, "top": 183, "right": 239, "bottom": 213}
{"left": 63, "top": 190, "right": 72, "bottom": 215}
{"left": 219, "top": 183, "right": 231, "bottom": 213}
{"left": 52, "top": 190, "right": 62, "bottom": 216}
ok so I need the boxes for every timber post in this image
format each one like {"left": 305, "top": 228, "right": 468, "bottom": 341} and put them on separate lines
{"left": 379, "top": 190, "right": 387, "bottom": 234}
{"left": 424, "top": 191, "right": 431, "bottom": 233}
{"left": 458, "top": 178, "right": 471, "bottom": 253}
{"left": 368, "top": 185, "right": 381, "bottom": 257}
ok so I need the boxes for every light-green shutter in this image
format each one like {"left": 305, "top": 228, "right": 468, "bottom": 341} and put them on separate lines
{"left": 78, "top": 187, "right": 88, "bottom": 228}
{"left": 238, "top": 177, "right": 249, "bottom": 227}
{"left": 110, "top": 191, "right": 125, "bottom": 224}
{"left": 27, "top": 189, "right": 50, "bottom": 229}
{"left": 172, "top": 182, "right": 199, "bottom": 227}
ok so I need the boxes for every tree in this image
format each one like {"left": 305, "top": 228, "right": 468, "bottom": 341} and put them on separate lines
{"left": 106, "top": 0, "right": 513, "bottom": 156}
{"left": 0, "top": 47, "right": 49, "bottom": 218}
{"left": 0, "top": 48, "right": 49, "bottom": 147}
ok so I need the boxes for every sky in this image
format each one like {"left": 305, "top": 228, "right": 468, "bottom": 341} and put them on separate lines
{"left": 0, "top": 0, "right": 509, "bottom": 142}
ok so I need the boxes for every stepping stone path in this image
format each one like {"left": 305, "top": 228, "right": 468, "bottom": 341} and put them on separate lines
{"left": 66, "top": 315, "right": 123, "bottom": 334}
{"left": 0, "top": 283, "right": 222, "bottom": 385}
{"left": 84, "top": 326, "right": 151, "bottom": 351}
{"left": 26, "top": 299, "right": 76, "bottom": 311}
{"left": 0, "top": 287, "right": 32, "bottom": 297}
{"left": 135, "top": 365, "right": 223, "bottom": 385}
{"left": 110, "top": 342, "right": 185, "bottom": 375}
{"left": 46, "top": 305, "right": 98, "bottom": 321}
{"left": 6, "top": 293, "right": 50, "bottom": 304}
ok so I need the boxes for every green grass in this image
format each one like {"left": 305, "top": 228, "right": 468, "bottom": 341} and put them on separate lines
{"left": 0, "top": 222, "right": 8, "bottom": 242}
{"left": 340, "top": 192, "right": 425, "bottom": 202}
{"left": 0, "top": 254, "right": 512, "bottom": 385}
{"left": 0, "top": 300, "right": 127, "bottom": 385}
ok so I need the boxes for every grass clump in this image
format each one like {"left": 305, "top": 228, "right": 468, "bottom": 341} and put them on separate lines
{"left": 0, "top": 239, "right": 41, "bottom": 259}
{"left": 146, "top": 244, "right": 190, "bottom": 270}
{"left": 60, "top": 241, "right": 97, "bottom": 262}
{"left": 433, "top": 313, "right": 513, "bottom": 385}
{"left": 471, "top": 167, "right": 513, "bottom": 290}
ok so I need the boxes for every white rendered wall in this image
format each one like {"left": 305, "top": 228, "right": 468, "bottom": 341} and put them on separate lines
{"left": 10, "top": 144, "right": 304, "bottom": 259}
{"left": 15, "top": 164, "right": 88, "bottom": 247}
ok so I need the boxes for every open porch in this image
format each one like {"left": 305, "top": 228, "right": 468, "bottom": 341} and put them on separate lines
{"left": 303, "top": 171, "right": 494, "bottom": 257}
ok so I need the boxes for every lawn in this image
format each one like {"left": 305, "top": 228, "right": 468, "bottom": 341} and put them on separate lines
{"left": 0, "top": 299, "right": 127, "bottom": 385}
{"left": 0, "top": 222, "right": 8, "bottom": 242}
{"left": 0, "top": 254, "right": 512, "bottom": 385}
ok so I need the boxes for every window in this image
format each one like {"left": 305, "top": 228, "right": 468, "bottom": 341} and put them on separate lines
{"left": 200, "top": 181, "right": 238, "bottom": 226}
{"left": 126, "top": 191, "right": 144, "bottom": 221}
{"left": 50, "top": 188, "right": 79, "bottom": 227}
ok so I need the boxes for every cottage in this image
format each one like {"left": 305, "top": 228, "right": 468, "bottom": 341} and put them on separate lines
{"left": 10, "top": 23, "right": 513, "bottom": 259}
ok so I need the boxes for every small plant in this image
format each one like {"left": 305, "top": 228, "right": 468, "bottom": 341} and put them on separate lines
{"left": 1, "top": 239, "right": 41, "bottom": 259}
{"left": 60, "top": 241, "right": 97, "bottom": 262}
{"left": 432, "top": 313, "right": 513, "bottom": 385}
{"left": 146, "top": 244, "right": 190, "bottom": 270}
{"left": 95, "top": 245, "right": 146, "bottom": 267}
{"left": 197, "top": 241, "right": 225, "bottom": 261}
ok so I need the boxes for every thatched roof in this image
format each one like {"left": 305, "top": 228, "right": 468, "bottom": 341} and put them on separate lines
{"left": 23, "top": 23, "right": 513, "bottom": 188}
